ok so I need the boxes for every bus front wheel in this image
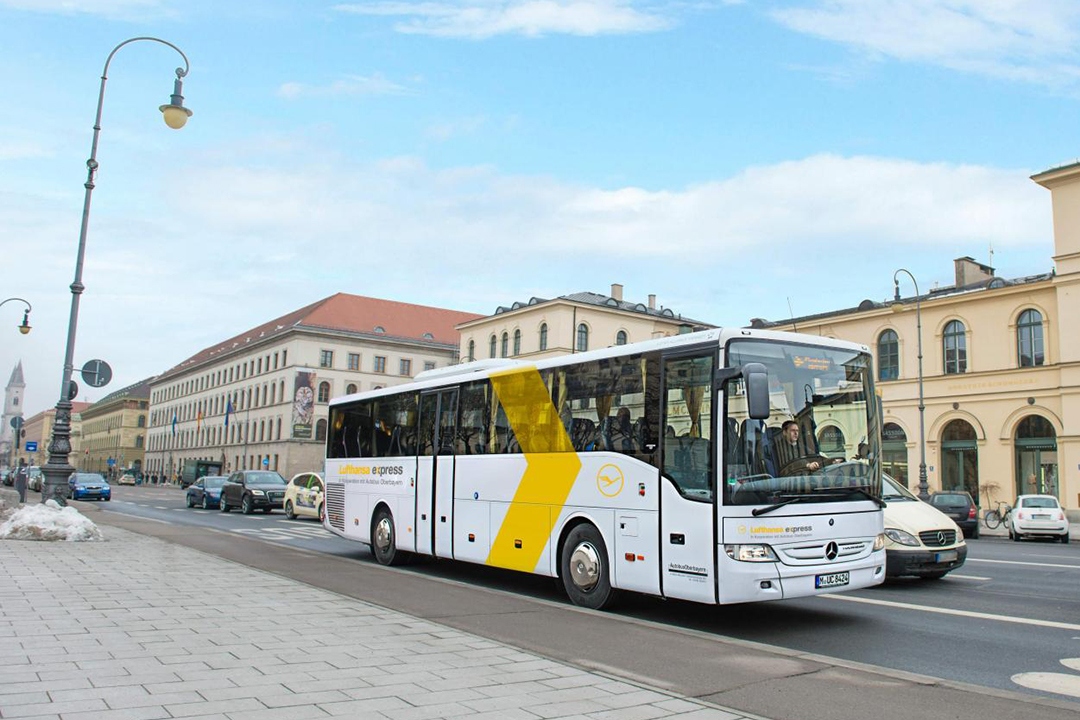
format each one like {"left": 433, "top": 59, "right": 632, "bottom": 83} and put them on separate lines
{"left": 372, "top": 507, "right": 409, "bottom": 566}
{"left": 560, "top": 524, "right": 617, "bottom": 610}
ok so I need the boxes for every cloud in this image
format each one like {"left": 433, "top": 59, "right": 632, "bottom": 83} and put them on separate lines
{"left": 277, "top": 73, "right": 412, "bottom": 99}
{"left": 0, "top": 0, "right": 168, "bottom": 19}
{"left": 332, "top": 0, "right": 674, "bottom": 38}
{"left": 771, "top": 0, "right": 1080, "bottom": 88}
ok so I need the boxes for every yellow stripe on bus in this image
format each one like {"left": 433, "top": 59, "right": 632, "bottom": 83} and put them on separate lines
{"left": 487, "top": 367, "right": 580, "bottom": 571}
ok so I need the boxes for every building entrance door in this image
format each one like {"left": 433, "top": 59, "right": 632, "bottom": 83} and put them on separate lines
{"left": 940, "top": 419, "right": 978, "bottom": 500}
{"left": 1014, "top": 415, "right": 1058, "bottom": 500}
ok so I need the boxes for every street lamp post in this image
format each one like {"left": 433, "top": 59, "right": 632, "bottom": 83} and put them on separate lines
{"left": 41, "top": 37, "right": 193, "bottom": 505}
{"left": 0, "top": 297, "right": 33, "bottom": 335}
{"left": 892, "top": 269, "right": 929, "bottom": 501}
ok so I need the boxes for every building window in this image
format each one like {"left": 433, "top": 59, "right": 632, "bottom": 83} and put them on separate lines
{"left": 400, "top": 358, "right": 412, "bottom": 376}
{"left": 943, "top": 320, "right": 967, "bottom": 374}
{"left": 315, "top": 419, "right": 327, "bottom": 442}
{"left": 576, "top": 323, "right": 589, "bottom": 352}
{"left": 468, "top": 340, "right": 475, "bottom": 362}
{"left": 137, "top": 415, "right": 146, "bottom": 428}
{"left": 374, "top": 356, "right": 387, "bottom": 373}
{"left": 319, "top": 350, "right": 333, "bottom": 368}
{"left": 877, "top": 330, "right": 899, "bottom": 381}
{"left": 424, "top": 361, "right": 435, "bottom": 372}
{"left": 489, "top": 335, "right": 496, "bottom": 359}
{"left": 616, "top": 330, "right": 628, "bottom": 346}
{"left": 1017, "top": 308, "right": 1044, "bottom": 367}
{"left": 539, "top": 323, "right": 548, "bottom": 351}
{"left": 347, "top": 353, "right": 360, "bottom": 371}
{"left": 346, "top": 383, "right": 357, "bottom": 394}
{"left": 500, "top": 332, "right": 509, "bottom": 358}
{"left": 318, "top": 381, "right": 331, "bottom": 403}
{"left": 513, "top": 329, "right": 521, "bottom": 356}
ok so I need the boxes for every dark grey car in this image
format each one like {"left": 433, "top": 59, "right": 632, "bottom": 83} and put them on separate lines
{"left": 929, "top": 491, "right": 980, "bottom": 539}
{"left": 219, "top": 470, "right": 287, "bottom": 514}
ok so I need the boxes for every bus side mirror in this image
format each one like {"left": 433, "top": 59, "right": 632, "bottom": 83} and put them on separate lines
{"left": 743, "top": 363, "right": 770, "bottom": 420}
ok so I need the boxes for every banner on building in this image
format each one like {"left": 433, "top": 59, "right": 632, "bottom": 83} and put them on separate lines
{"left": 292, "top": 371, "right": 316, "bottom": 439}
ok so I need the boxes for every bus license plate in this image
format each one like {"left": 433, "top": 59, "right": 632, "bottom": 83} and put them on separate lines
{"left": 935, "top": 550, "right": 958, "bottom": 563}
{"left": 815, "top": 572, "right": 849, "bottom": 589}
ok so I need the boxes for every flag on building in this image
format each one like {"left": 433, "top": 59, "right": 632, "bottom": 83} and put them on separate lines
{"left": 171, "top": 411, "right": 177, "bottom": 437}
{"left": 196, "top": 409, "right": 204, "bottom": 432}
{"left": 225, "top": 398, "right": 234, "bottom": 429}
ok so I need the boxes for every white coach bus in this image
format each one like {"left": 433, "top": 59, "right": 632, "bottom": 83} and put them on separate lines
{"left": 323, "top": 328, "right": 886, "bottom": 609}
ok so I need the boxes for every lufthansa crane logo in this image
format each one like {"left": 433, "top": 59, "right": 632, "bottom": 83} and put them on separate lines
{"left": 597, "top": 464, "right": 624, "bottom": 497}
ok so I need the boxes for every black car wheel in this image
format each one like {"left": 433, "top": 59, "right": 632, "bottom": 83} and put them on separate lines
{"left": 284, "top": 500, "right": 295, "bottom": 520}
{"left": 220, "top": 496, "right": 230, "bottom": 513}
{"left": 241, "top": 494, "right": 254, "bottom": 515}
{"left": 186, "top": 494, "right": 195, "bottom": 508}
{"left": 202, "top": 496, "right": 211, "bottom": 510}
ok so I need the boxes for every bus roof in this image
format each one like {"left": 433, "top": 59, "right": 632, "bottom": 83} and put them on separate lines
{"left": 329, "top": 327, "right": 871, "bottom": 407}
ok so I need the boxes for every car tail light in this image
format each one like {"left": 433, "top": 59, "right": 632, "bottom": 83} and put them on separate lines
{"left": 968, "top": 506, "right": 976, "bottom": 520}
{"left": 1016, "top": 511, "right": 1026, "bottom": 520}
{"left": 1059, "top": 511, "right": 1066, "bottom": 521}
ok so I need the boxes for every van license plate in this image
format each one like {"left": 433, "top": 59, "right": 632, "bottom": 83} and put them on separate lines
{"left": 815, "top": 572, "right": 849, "bottom": 589}
{"left": 935, "top": 550, "right": 958, "bottom": 563}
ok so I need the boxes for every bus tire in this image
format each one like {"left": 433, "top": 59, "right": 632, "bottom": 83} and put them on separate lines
{"left": 372, "top": 507, "right": 409, "bottom": 566}
{"left": 560, "top": 523, "right": 617, "bottom": 610}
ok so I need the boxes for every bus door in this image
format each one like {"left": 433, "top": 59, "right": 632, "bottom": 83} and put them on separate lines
{"left": 416, "top": 388, "right": 458, "bottom": 557}
{"left": 659, "top": 353, "right": 718, "bottom": 604}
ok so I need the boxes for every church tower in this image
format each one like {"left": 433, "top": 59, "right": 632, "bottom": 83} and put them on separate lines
{"left": 1, "top": 362, "right": 26, "bottom": 467}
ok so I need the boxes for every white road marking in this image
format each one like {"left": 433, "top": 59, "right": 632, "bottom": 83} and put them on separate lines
{"left": 943, "top": 573, "right": 991, "bottom": 581}
{"left": 826, "top": 594, "right": 1080, "bottom": 631}
{"left": 1063, "top": 658, "right": 1080, "bottom": 672}
{"left": 1010, "top": 671, "right": 1080, "bottom": 699}
{"left": 967, "top": 557, "right": 1080, "bottom": 570}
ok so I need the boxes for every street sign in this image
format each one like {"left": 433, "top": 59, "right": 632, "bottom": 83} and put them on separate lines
{"left": 9, "top": 416, "right": 22, "bottom": 430}
{"left": 261, "top": 457, "right": 269, "bottom": 467}
{"left": 81, "top": 359, "right": 112, "bottom": 388}
{"left": 107, "top": 457, "right": 115, "bottom": 467}
{"left": 68, "top": 380, "right": 79, "bottom": 400}
{"left": 25, "top": 441, "right": 38, "bottom": 452}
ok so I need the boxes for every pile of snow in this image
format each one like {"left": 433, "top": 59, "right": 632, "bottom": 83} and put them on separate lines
{"left": 0, "top": 499, "right": 103, "bottom": 541}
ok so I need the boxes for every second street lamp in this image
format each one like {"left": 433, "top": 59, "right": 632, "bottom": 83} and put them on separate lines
{"left": 0, "top": 297, "right": 32, "bottom": 335}
{"left": 892, "top": 268, "right": 929, "bottom": 501}
{"left": 40, "top": 37, "right": 193, "bottom": 505}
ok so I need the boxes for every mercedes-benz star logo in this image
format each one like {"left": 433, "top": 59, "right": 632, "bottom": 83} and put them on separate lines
{"left": 825, "top": 541, "right": 839, "bottom": 561}
{"left": 936, "top": 531, "right": 946, "bottom": 546}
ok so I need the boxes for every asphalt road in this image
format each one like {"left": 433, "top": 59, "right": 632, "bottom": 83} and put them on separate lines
{"left": 63, "top": 485, "right": 1080, "bottom": 720}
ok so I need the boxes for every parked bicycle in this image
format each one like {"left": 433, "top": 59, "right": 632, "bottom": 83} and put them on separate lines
{"left": 984, "top": 500, "right": 1012, "bottom": 529}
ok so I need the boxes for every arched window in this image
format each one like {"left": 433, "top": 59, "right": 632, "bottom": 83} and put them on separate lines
{"left": 576, "top": 323, "right": 589, "bottom": 352}
{"left": 513, "top": 329, "right": 521, "bottom": 356}
{"left": 489, "top": 334, "right": 497, "bottom": 359}
{"left": 877, "top": 330, "right": 898, "bottom": 381}
{"left": 1017, "top": 309, "right": 1044, "bottom": 367}
{"left": 539, "top": 323, "right": 548, "bottom": 351}
{"left": 318, "top": 381, "right": 331, "bottom": 403}
{"left": 468, "top": 339, "right": 475, "bottom": 362}
{"left": 346, "top": 383, "right": 357, "bottom": 395}
{"left": 137, "top": 415, "right": 146, "bottom": 428}
{"left": 315, "top": 419, "right": 327, "bottom": 442}
{"left": 1014, "top": 415, "right": 1058, "bottom": 498}
{"left": 818, "top": 426, "right": 846, "bottom": 455}
{"left": 500, "top": 332, "right": 509, "bottom": 358}
{"left": 616, "top": 330, "right": 628, "bottom": 346}
{"left": 943, "top": 320, "right": 967, "bottom": 374}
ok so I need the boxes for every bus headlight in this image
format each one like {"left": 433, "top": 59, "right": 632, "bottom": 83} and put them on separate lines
{"left": 873, "top": 533, "right": 885, "bottom": 551}
{"left": 724, "top": 544, "right": 778, "bottom": 562}
{"left": 884, "top": 528, "right": 919, "bottom": 547}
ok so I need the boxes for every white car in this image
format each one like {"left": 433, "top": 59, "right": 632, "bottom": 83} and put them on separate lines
{"left": 1009, "top": 494, "right": 1070, "bottom": 543}
{"left": 881, "top": 474, "right": 967, "bottom": 579}
{"left": 283, "top": 472, "right": 324, "bottom": 521}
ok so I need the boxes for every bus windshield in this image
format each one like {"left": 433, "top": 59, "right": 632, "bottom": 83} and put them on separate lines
{"left": 722, "top": 339, "right": 881, "bottom": 507}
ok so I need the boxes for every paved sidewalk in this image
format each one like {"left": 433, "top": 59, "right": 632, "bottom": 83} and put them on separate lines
{"left": 0, "top": 496, "right": 760, "bottom": 720}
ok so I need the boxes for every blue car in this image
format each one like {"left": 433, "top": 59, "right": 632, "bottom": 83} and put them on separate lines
{"left": 68, "top": 472, "right": 111, "bottom": 501}
{"left": 185, "top": 475, "right": 226, "bottom": 509}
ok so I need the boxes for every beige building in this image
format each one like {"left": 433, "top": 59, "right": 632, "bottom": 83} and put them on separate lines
{"left": 457, "top": 284, "right": 713, "bottom": 362}
{"left": 17, "top": 402, "right": 90, "bottom": 469}
{"left": 79, "top": 379, "right": 152, "bottom": 478}
{"left": 749, "top": 161, "right": 1080, "bottom": 517}
{"left": 145, "top": 293, "right": 481, "bottom": 482}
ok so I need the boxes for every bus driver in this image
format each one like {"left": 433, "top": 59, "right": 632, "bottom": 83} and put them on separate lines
{"left": 775, "top": 420, "right": 840, "bottom": 476}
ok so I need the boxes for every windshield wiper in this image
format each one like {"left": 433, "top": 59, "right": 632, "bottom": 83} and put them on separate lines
{"left": 822, "top": 487, "right": 886, "bottom": 508}
{"left": 752, "top": 494, "right": 818, "bottom": 516}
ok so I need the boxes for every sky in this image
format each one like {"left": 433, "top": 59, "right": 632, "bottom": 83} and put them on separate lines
{"left": 1, "top": 0, "right": 1077, "bottom": 418}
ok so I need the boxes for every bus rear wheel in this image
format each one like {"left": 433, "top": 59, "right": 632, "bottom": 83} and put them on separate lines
{"left": 372, "top": 507, "right": 409, "bottom": 566}
{"left": 560, "top": 524, "right": 617, "bottom": 610}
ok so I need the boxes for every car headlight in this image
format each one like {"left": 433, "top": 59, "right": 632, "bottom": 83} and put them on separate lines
{"left": 884, "top": 528, "right": 920, "bottom": 547}
{"left": 724, "top": 544, "right": 778, "bottom": 562}
{"left": 873, "top": 533, "right": 885, "bottom": 551}
{"left": 250, "top": 489, "right": 265, "bottom": 496}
